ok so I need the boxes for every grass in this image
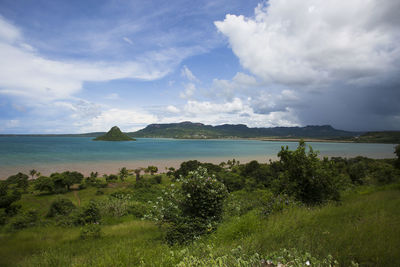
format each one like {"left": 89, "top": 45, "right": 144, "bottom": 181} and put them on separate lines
{"left": 1, "top": 181, "right": 399, "bottom": 266}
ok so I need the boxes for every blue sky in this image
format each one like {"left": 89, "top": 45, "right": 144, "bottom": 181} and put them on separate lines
{"left": 0, "top": 0, "right": 399, "bottom": 133}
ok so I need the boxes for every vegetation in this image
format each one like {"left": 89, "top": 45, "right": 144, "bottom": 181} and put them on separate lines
{"left": 131, "top": 121, "right": 358, "bottom": 139}
{"left": 1, "top": 142, "right": 399, "bottom": 266}
{"left": 93, "top": 126, "right": 135, "bottom": 141}
{"left": 355, "top": 131, "right": 400, "bottom": 144}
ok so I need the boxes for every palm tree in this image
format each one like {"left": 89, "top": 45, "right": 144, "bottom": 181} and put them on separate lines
{"left": 134, "top": 168, "right": 142, "bottom": 182}
{"left": 29, "top": 169, "right": 37, "bottom": 179}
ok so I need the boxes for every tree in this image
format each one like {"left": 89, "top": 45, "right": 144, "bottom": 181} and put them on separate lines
{"left": 146, "top": 166, "right": 158, "bottom": 175}
{"left": 6, "top": 173, "right": 29, "bottom": 191}
{"left": 29, "top": 169, "right": 37, "bottom": 179}
{"left": 395, "top": 144, "right": 400, "bottom": 169}
{"left": 277, "top": 141, "right": 340, "bottom": 205}
{"left": 34, "top": 176, "right": 54, "bottom": 193}
{"left": 119, "top": 167, "right": 129, "bottom": 181}
{"left": 133, "top": 168, "right": 142, "bottom": 182}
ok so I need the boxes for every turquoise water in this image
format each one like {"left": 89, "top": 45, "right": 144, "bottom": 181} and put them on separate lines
{"left": 0, "top": 137, "right": 396, "bottom": 168}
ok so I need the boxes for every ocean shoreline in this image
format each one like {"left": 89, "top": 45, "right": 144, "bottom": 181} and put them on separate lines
{"left": 0, "top": 155, "right": 278, "bottom": 179}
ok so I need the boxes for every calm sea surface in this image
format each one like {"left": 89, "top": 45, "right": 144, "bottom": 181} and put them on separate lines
{"left": 0, "top": 137, "right": 396, "bottom": 168}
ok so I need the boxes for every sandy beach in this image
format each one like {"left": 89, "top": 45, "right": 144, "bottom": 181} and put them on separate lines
{"left": 0, "top": 155, "right": 278, "bottom": 179}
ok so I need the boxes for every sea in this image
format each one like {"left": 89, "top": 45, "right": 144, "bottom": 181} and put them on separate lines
{"left": 0, "top": 136, "right": 396, "bottom": 177}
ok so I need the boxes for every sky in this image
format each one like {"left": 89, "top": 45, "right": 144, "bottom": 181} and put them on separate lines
{"left": 0, "top": 0, "right": 399, "bottom": 134}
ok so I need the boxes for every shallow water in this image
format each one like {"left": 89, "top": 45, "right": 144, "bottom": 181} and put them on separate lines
{"left": 0, "top": 136, "right": 396, "bottom": 177}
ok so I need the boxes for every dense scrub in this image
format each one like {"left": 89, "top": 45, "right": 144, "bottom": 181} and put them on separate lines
{"left": 0, "top": 141, "right": 399, "bottom": 266}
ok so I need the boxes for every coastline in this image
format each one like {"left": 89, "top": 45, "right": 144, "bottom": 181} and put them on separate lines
{"left": 0, "top": 155, "right": 278, "bottom": 179}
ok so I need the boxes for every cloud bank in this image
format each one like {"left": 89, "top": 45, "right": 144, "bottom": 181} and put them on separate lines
{"left": 215, "top": 0, "right": 400, "bottom": 130}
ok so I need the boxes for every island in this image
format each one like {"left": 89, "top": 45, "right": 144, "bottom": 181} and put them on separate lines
{"left": 93, "top": 126, "right": 136, "bottom": 141}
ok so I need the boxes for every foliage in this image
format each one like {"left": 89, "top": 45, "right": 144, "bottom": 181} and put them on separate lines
{"left": 6, "top": 172, "right": 29, "bottom": 190}
{"left": 180, "top": 167, "right": 228, "bottom": 221}
{"left": 75, "top": 200, "right": 101, "bottom": 225}
{"left": 106, "top": 174, "right": 118, "bottom": 182}
{"left": 8, "top": 209, "right": 38, "bottom": 230}
{"left": 46, "top": 198, "right": 76, "bottom": 218}
{"left": 145, "top": 167, "right": 228, "bottom": 244}
{"left": 93, "top": 126, "right": 135, "bottom": 141}
{"left": 395, "top": 144, "right": 400, "bottom": 168}
{"left": 34, "top": 176, "right": 54, "bottom": 193}
{"left": 80, "top": 223, "right": 102, "bottom": 239}
{"left": 276, "top": 141, "right": 340, "bottom": 204}
{"left": 145, "top": 165, "right": 158, "bottom": 175}
{"left": 119, "top": 167, "right": 129, "bottom": 181}
{"left": 175, "top": 246, "right": 341, "bottom": 267}
{"left": 0, "top": 182, "right": 21, "bottom": 212}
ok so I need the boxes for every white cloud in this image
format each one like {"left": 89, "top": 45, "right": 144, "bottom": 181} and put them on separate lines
{"left": 105, "top": 93, "right": 120, "bottom": 100}
{"left": 181, "top": 65, "right": 199, "bottom": 82}
{"left": 0, "top": 16, "right": 185, "bottom": 103}
{"left": 215, "top": 0, "right": 400, "bottom": 86}
{"left": 166, "top": 105, "right": 180, "bottom": 113}
{"left": 184, "top": 97, "right": 244, "bottom": 115}
{"left": 179, "top": 83, "right": 196, "bottom": 99}
{"left": 122, "top": 37, "right": 134, "bottom": 45}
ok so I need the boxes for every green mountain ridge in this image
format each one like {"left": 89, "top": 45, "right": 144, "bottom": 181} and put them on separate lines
{"left": 93, "top": 126, "right": 135, "bottom": 141}
{"left": 130, "top": 121, "right": 361, "bottom": 139}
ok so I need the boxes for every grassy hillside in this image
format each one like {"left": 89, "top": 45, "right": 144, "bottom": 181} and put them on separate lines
{"left": 1, "top": 183, "right": 399, "bottom": 266}
{"left": 355, "top": 131, "right": 400, "bottom": 144}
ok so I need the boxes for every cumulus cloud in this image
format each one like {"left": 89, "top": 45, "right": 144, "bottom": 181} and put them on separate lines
{"left": 215, "top": 0, "right": 400, "bottom": 86}
{"left": 215, "top": 0, "right": 400, "bottom": 130}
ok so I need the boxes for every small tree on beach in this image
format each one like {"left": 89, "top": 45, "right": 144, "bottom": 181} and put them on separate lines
{"left": 146, "top": 166, "right": 158, "bottom": 175}
{"left": 29, "top": 169, "right": 37, "bottom": 179}
{"left": 119, "top": 167, "right": 129, "bottom": 181}
{"left": 134, "top": 168, "right": 142, "bottom": 182}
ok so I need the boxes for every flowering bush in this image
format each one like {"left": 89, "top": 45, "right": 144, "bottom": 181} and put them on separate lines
{"left": 144, "top": 167, "right": 228, "bottom": 244}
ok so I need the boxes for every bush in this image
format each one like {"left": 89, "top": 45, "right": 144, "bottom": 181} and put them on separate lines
{"left": 106, "top": 174, "right": 118, "bottom": 182}
{"left": 47, "top": 198, "right": 76, "bottom": 218}
{"left": 180, "top": 167, "right": 228, "bottom": 221}
{"left": 75, "top": 200, "right": 101, "bottom": 225}
{"left": 371, "top": 162, "right": 399, "bottom": 185}
{"left": 151, "top": 175, "right": 162, "bottom": 184}
{"left": 276, "top": 141, "right": 340, "bottom": 205}
{"left": 127, "top": 202, "right": 148, "bottom": 218}
{"left": 145, "top": 167, "right": 228, "bottom": 244}
{"left": 8, "top": 209, "right": 38, "bottom": 230}
{"left": 80, "top": 223, "right": 102, "bottom": 239}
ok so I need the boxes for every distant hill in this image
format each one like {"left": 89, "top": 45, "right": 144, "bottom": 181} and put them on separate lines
{"left": 94, "top": 126, "right": 135, "bottom": 141}
{"left": 129, "top": 121, "right": 359, "bottom": 139}
{"left": 355, "top": 131, "right": 400, "bottom": 144}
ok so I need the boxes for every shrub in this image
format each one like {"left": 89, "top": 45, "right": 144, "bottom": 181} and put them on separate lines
{"left": 80, "top": 223, "right": 102, "bottom": 239}
{"left": 371, "top": 162, "right": 399, "bottom": 185}
{"left": 180, "top": 167, "right": 228, "bottom": 221}
{"left": 145, "top": 167, "right": 228, "bottom": 244}
{"left": 95, "top": 189, "right": 104, "bottom": 195}
{"left": 127, "top": 202, "right": 148, "bottom": 218}
{"left": 34, "top": 176, "right": 54, "bottom": 193}
{"left": 47, "top": 198, "right": 76, "bottom": 218}
{"left": 6, "top": 172, "right": 29, "bottom": 190}
{"left": 75, "top": 200, "right": 101, "bottom": 225}
{"left": 106, "top": 174, "right": 118, "bottom": 182}
{"left": 8, "top": 209, "right": 38, "bottom": 230}
{"left": 277, "top": 141, "right": 340, "bottom": 205}
{"left": 151, "top": 175, "right": 162, "bottom": 184}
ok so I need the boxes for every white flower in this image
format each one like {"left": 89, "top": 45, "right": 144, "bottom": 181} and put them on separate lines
{"left": 306, "top": 260, "right": 310, "bottom": 265}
